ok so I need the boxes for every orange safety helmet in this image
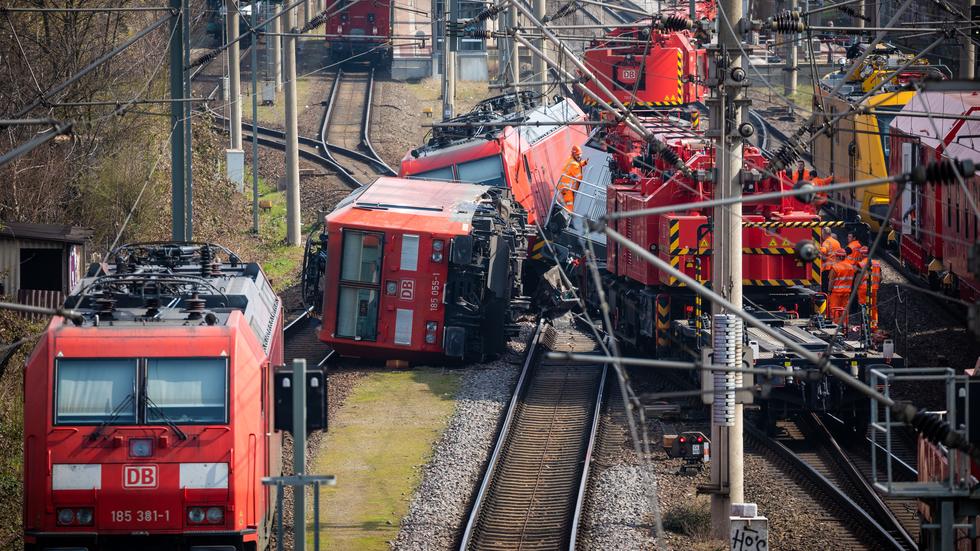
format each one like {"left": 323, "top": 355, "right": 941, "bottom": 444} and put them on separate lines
{"left": 571, "top": 145, "right": 582, "bottom": 156}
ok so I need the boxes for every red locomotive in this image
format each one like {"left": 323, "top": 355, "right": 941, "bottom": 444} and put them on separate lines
{"left": 888, "top": 90, "right": 980, "bottom": 304}
{"left": 310, "top": 176, "right": 528, "bottom": 362}
{"left": 23, "top": 243, "right": 284, "bottom": 551}
{"left": 580, "top": 1, "right": 714, "bottom": 117}
{"left": 399, "top": 92, "right": 590, "bottom": 226}
{"left": 324, "top": 0, "right": 392, "bottom": 62}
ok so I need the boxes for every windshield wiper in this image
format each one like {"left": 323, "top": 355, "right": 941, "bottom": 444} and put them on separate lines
{"left": 89, "top": 391, "right": 136, "bottom": 441}
{"left": 144, "top": 396, "right": 188, "bottom": 440}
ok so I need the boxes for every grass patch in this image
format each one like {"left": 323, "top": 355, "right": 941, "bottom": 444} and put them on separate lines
{"left": 246, "top": 77, "right": 318, "bottom": 127}
{"left": 311, "top": 368, "right": 460, "bottom": 550}
{"left": 251, "top": 172, "right": 306, "bottom": 292}
{"left": 663, "top": 498, "right": 713, "bottom": 540}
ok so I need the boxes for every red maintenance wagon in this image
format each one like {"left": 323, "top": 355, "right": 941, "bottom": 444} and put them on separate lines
{"left": 23, "top": 243, "right": 284, "bottom": 551}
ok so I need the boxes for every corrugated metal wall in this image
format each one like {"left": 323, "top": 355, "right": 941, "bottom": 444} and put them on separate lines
{"left": 0, "top": 238, "right": 63, "bottom": 297}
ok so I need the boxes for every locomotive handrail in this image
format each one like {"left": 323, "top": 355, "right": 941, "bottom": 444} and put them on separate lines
{"left": 107, "top": 241, "right": 243, "bottom": 264}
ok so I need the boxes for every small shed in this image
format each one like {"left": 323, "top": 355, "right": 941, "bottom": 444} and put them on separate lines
{"left": 0, "top": 222, "right": 93, "bottom": 307}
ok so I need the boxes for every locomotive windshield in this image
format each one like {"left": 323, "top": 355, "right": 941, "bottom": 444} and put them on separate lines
{"left": 54, "top": 358, "right": 228, "bottom": 425}
{"left": 407, "top": 155, "right": 506, "bottom": 187}
{"left": 146, "top": 358, "right": 228, "bottom": 423}
{"left": 55, "top": 359, "right": 137, "bottom": 424}
{"left": 457, "top": 155, "right": 506, "bottom": 187}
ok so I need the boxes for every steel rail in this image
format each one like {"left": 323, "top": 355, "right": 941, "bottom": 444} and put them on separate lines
{"left": 745, "top": 420, "right": 905, "bottom": 550}
{"left": 460, "top": 320, "right": 603, "bottom": 550}
{"left": 569, "top": 363, "right": 607, "bottom": 547}
{"left": 318, "top": 70, "right": 366, "bottom": 187}
{"left": 360, "top": 68, "right": 397, "bottom": 175}
{"left": 459, "top": 320, "right": 544, "bottom": 549}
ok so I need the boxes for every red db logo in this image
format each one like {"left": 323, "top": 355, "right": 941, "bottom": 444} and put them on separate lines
{"left": 123, "top": 465, "right": 158, "bottom": 489}
{"left": 399, "top": 279, "right": 415, "bottom": 300}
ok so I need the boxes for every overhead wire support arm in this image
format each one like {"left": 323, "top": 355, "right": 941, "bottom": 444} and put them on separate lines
{"left": 12, "top": 15, "right": 172, "bottom": 118}
{"left": 0, "top": 122, "right": 73, "bottom": 168}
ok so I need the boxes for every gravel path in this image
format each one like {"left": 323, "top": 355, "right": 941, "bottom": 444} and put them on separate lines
{"left": 392, "top": 321, "right": 534, "bottom": 551}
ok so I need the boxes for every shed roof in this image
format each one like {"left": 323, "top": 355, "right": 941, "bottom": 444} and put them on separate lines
{"left": 0, "top": 222, "right": 93, "bottom": 244}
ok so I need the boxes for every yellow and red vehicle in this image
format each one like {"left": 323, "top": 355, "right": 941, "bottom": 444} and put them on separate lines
{"left": 314, "top": 177, "right": 528, "bottom": 362}
{"left": 23, "top": 243, "right": 284, "bottom": 551}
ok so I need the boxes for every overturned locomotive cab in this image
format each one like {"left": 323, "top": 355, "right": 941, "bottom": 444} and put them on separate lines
{"left": 308, "top": 177, "right": 529, "bottom": 363}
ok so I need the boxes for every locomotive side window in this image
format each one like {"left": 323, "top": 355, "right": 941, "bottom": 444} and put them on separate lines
{"left": 457, "top": 155, "right": 506, "bottom": 187}
{"left": 55, "top": 359, "right": 137, "bottom": 424}
{"left": 146, "top": 359, "right": 228, "bottom": 424}
{"left": 337, "top": 231, "right": 383, "bottom": 341}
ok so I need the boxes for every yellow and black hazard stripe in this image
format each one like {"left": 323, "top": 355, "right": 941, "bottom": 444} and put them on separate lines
{"left": 676, "top": 50, "right": 684, "bottom": 103}
{"left": 691, "top": 110, "right": 700, "bottom": 130}
{"left": 530, "top": 238, "right": 548, "bottom": 261}
{"left": 672, "top": 246, "right": 796, "bottom": 255}
{"left": 668, "top": 220, "right": 681, "bottom": 254}
{"left": 810, "top": 229, "right": 822, "bottom": 283}
{"left": 742, "top": 221, "right": 845, "bottom": 228}
{"left": 656, "top": 294, "right": 671, "bottom": 348}
{"left": 668, "top": 255, "right": 681, "bottom": 286}
{"left": 743, "top": 279, "right": 811, "bottom": 286}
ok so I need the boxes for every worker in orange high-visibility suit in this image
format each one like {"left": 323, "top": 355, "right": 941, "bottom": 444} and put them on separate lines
{"left": 556, "top": 145, "right": 588, "bottom": 211}
{"left": 786, "top": 159, "right": 810, "bottom": 183}
{"left": 819, "top": 228, "right": 842, "bottom": 293}
{"left": 845, "top": 231, "right": 863, "bottom": 264}
{"left": 855, "top": 247, "right": 883, "bottom": 330}
{"left": 810, "top": 170, "right": 834, "bottom": 209}
{"left": 828, "top": 249, "right": 855, "bottom": 325}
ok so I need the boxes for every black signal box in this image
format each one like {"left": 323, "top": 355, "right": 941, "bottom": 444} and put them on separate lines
{"left": 274, "top": 369, "right": 328, "bottom": 434}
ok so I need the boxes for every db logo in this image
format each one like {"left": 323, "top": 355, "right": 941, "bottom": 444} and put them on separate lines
{"left": 123, "top": 465, "right": 158, "bottom": 489}
{"left": 399, "top": 279, "right": 415, "bottom": 300}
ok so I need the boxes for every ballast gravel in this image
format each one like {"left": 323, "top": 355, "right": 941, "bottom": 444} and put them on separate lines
{"left": 579, "top": 463, "right": 660, "bottom": 551}
{"left": 392, "top": 321, "right": 533, "bottom": 550}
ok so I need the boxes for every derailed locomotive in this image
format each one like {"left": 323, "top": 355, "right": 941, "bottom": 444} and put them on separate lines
{"left": 305, "top": 177, "right": 529, "bottom": 362}
{"left": 23, "top": 243, "right": 284, "bottom": 550}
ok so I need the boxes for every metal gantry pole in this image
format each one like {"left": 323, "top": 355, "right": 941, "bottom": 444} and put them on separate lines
{"left": 251, "top": 5, "right": 260, "bottom": 234}
{"left": 532, "top": 0, "right": 546, "bottom": 98}
{"left": 227, "top": 0, "right": 243, "bottom": 151}
{"left": 170, "top": 0, "right": 186, "bottom": 241}
{"left": 292, "top": 359, "right": 307, "bottom": 551}
{"left": 285, "top": 21, "right": 302, "bottom": 246}
{"left": 962, "top": 0, "right": 976, "bottom": 78}
{"left": 182, "top": 0, "right": 194, "bottom": 240}
{"left": 783, "top": 0, "right": 798, "bottom": 98}
{"left": 709, "top": 0, "right": 745, "bottom": 538}
{"left": 509, "top": 3, "right": 520, "bottom": 90}
{"left": 272, "top": 6, "right": 283, "bottom": 90}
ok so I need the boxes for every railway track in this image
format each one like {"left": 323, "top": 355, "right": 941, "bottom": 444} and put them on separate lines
{"left": 319, "top": 68, "right": 396, "bottom": 186}
{"left": 747, "top": 413, "right": 918, "bottom": 550}
{"left": 284, "top": 305, "right": 332, "bottom": 367}
{"left": 459, "top": 320, "right": 606, "bottom": 550}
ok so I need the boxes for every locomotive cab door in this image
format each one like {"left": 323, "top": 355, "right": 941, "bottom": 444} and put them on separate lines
{"left": 336, "top": 230, "right": 384, "bottom": 341}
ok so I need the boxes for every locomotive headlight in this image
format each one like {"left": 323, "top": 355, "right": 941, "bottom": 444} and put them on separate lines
{"left": 57, "top": 508, "right": 75, "bottom": 525}
{"left": 75, "top": 508, "right": 94, "bottom": 525}
{"left": 425, "top": 321, "right": 438, "bottom": 344}
{"left": 188, "top": 507, "right": 206, "bottom": 523}
{"left": 431, "top": 252, "right": 443, "bottom": 262}
{"left": 206, "top": 507, "right": 224, "bottom": 524}
{"left": 129, "top": 437, "right": 153, "bottom": 457}
{"left": 372, "top": 26, "right": 378, "bottom": 35}
{"left": 432, "top": 240, "right": 444, "bottom": 252}
{"left": 386, "top": 280, "right": 397, "bottom": 295}
{"left": 337, "top": 25, "right": 343, "bottom": 33}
